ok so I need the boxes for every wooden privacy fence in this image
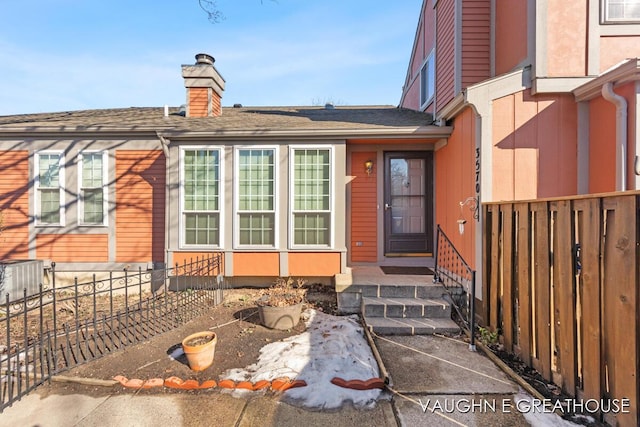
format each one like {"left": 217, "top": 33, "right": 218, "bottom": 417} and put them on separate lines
{"left": 483, "top": 192, "right": 638, "bottom": 427}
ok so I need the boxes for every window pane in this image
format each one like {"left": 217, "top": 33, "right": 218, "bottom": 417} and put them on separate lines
{"left": 183, "top": 149, "right": 219, "bottom": 212}
{"left": 238, "top": 213, "right": 274, "bottom": 245}
{"left": 40, "top": 189, "right": 60, "bottom": 224}
{"left": 83, "top": 188, "right": 104, "bottom": 224}
{"left": 606, "top": 0, "right": 640, "bottom": 20}
{"left": 184, "top": 213, "right": 219, "bottom": 245}
{"left": 293, "top": 213, "right": 330, "bottom": 245}
{"left": 39, "top": 154, "right": 60, "bottom": 188}
{"left": 82, "top": 153, "right": 103, "bottom": 188}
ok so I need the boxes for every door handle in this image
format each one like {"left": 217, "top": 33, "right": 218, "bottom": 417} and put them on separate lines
{"left": 384, "top": 203, "right": 392, "bottom": 210}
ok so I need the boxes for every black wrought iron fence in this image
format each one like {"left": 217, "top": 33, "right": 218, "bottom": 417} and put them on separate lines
{"left": 0, "top": 253, "right": 225, "bottom": 412}
{"left": 433, "top": 225, "right": 476, "bottom": 350}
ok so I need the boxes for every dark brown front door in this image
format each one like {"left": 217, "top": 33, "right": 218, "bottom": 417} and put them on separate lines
{"left": 384, "top": 152, "right": 433, "bottom": 254}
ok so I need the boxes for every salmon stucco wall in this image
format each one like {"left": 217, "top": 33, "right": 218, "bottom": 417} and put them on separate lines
{"left": 350, "top": 151, "right": 378, "bottom": 262}
{"left": 115, "top": 150, "right": 166, "bottom": 263}
{"left": 36, "top": 234, "right": 108, "bottom": 262}
{"left": 435, "top": 108, "right": 476, "bottom": 268}
{"left": 495, "top": 0, "right": 528, "bottom": 75}
{"left": 600, "top": 37, "right": 640, "bottom": 73}
{"left": 546, "top": 0, "right": 587, "bottom": 77}
{"left": 0, "top": 150, "right": 30, "bottom": 259}
{"left": 492, "top": 91, "right": 577, "bottom": 200}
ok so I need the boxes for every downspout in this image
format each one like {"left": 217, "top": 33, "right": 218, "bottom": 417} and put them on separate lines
{"left": 157, "top": 132, "right": 171, "bottom": 281}
{"left": 601, "top": 82, "right": 627, "bottom": 191}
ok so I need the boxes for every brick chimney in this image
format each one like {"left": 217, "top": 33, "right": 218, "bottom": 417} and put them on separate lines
{"left": 181, "top": 53, "right": 226, "bottom": 117}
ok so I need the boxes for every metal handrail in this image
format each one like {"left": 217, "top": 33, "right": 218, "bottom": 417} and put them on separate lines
{"left": 434, "top": 224, "right": 476, "bottom": 351}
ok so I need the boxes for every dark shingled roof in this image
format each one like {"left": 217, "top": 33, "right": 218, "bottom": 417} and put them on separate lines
{"left": 0, "top": 105, "right": 435, "bottom": 133}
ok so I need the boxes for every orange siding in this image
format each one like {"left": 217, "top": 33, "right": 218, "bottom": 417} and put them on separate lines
{"left": 211, "top": 92, "right": 221, "bottom": 117}
{"left": 495, "top": 0, "right": 528, "bottom": 75}
{"left": 0, "top": 151, "right": 30, "bottom": 259}
{"left": 588, "top": 96, "right": 617, "bottom": 193}
{"left": 350, "top": 152, "right": 377, "bottom": 262}
{"left": 435, "top": 108, "right": 476, "bottom": 268}
{"left": 546, "top": 0, "right": 587, "bottom": 77}
{"left": 492, "top": 91, "right": 577, "bottom": 200}
{"left": 171, "top": 252, "right": 224, "bottom": 275}
{"left": 288, "top": 253, "right": 340, "bottom": 277}
{"left": 115, "top": 151, "right": 165, "bottom": 263}
{"left": 188, "top": 87, "right": 208, "bottom": 117}
{"left": 233, "top": 252, "right": 279, "bottom": 276}
{"left": 436, "top": 0, "right": 456, "bottom": 109}
{"left": 36, "top": 234, "right": 108, "bottom": 262}
{"left": 461, "top": 0, "right": 490, "bottom": 88}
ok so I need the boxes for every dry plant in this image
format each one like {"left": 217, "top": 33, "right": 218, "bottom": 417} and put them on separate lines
{"left": 256, "top": 277, "right": 307, "bottom": 308}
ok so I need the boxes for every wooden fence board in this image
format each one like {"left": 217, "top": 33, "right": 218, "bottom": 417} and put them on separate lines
{"left": 573, "top": 199, "right": 602, "bottom": 406}
{"left": 516, "top": 203, "right": 532, "bottom": 365}
{"left": 603, "top": 196, "right": 638, "bottom": 427}
{"left": 490, "top": 205, "right": 500, "bottom": 331}
{"left": 502, "top": 204, "right": 514, "bottom": 352}
{"left": 482, "top": 207, "right": 491, "bottom": 326}
{"left": 554, "top": 200, "right": 577, "bottom": 396}
{"left": 533, "top": 202, "right": 552, "bottom": 381}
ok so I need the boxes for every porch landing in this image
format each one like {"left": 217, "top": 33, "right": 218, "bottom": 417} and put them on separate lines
{"left": 336, "top": 266, "right": 460, "bottom": 335}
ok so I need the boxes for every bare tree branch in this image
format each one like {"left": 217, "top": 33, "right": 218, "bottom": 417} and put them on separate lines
{"left": 198, "top": 0, "right": 225, "bottom": 23}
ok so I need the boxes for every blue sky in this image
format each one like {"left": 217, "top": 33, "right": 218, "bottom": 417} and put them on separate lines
{"left": 0, "top": 0, "right": 422, "bottom": 115}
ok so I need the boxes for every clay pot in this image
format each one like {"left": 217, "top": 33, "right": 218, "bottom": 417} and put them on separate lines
{"left": 181, "top": 331, "right": 217, "bottom": 371}
{"left": 258, "top": 303, "right": 303, "bottom": 330}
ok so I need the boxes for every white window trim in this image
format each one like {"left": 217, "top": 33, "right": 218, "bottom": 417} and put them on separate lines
{"left": 420, "top": 49, "right": 435, "bottom": 111}
{"left": 35, "top": 151, "right": 65, "bottom": 227}
{"left": 77, "top": 151, "right": 109, "bottom": 227}
{"left": 288, "top": 146, "right": 334, "bottom": 250}
{"left": 601, "top": 0, "right": 640, "bottom": 24}
{"left": 233, "top": 146, "right": 279, "bottom": 250}
{"left": 179, "top": 146, "right": 225, "bottom": 249}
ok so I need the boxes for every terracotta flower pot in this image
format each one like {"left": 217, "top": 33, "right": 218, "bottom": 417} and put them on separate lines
{"left": 258, "top": 303, "right": 303, "bottom": 330}
{"left": 181, "top": 331, "right": 217, "bottom": 371}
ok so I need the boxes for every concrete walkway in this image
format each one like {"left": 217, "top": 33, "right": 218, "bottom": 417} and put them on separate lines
{"left": 0, "top": 335, "right": 530, "bottom": 427}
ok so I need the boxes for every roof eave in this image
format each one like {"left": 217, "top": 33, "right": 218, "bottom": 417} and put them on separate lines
{"left": 159, "top": 126, "right": 453, "bottom": 141}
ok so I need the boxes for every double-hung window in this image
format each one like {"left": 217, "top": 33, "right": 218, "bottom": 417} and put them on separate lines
{"left": 291, "top": 148, "right": 332, "bottom": 247}
{"left": 603, "top": 0, "right": 640, "bottom": 22}
{"left": 182, "top": 148, "right": 222, "bottom": 247}
{"left": 420, "top": 50, "right": 435, "bottom": 109}
{"left": 78, "top": 152, "right": 108, "bottom": 225}
{"left": 36, "top": 152, "right": 64, "bottom": 226}
{"left": 236, "top": 148, "right": 276, "bottom": 247}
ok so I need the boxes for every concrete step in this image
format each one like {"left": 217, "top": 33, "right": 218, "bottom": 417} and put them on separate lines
{"left": 363, "top": 297, "right": 452, "bottom": 319}
{"left": 364, "top": 316, "right": 460, "bottom": 336}
{"left": 337, "top": 282, "right": 446, "bottom": 299}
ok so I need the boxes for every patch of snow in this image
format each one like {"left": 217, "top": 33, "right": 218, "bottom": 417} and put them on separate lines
{"left": 221, "top": 309, "right": 382, "bottom": 410}
{"left": 515, "top": 392, "right": 593, "bottom": 427}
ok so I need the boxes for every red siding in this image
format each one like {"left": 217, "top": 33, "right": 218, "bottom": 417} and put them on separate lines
{"left": 495, "top": 0, "right": 528, "bottom": 75}
{"left": 461, "top": 0, "right": 490, "bottom": 88}
{"left": 350, "top": 152, "right": 377, "bottom": 262}
{"left": 36, "top": 234, "right": 108, "bottom": 262}
{"left": 0, "top": 151, "right": 30, "bottom": 259}
{"left": 115, "top": 150, "right": 165, "bottom": 263}
{"left": 436, "top": 0, "right": 456, "bottom": 110}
